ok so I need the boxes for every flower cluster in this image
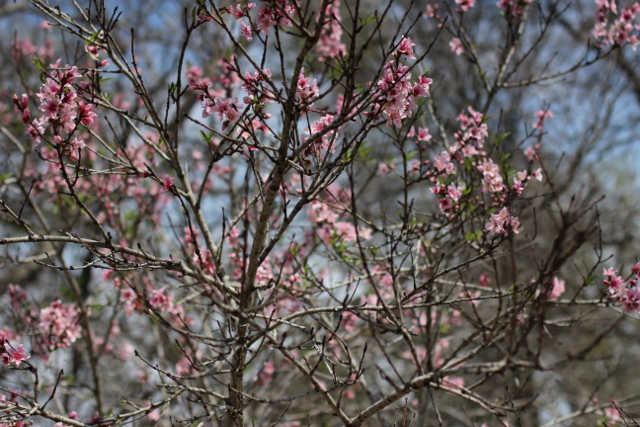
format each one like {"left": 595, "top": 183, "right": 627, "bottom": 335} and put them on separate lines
{"left": 603, "top": 265, "right": 640, "bottom": 313}
{"left": 497, "top": 0, "right": 532, "bottom": 19}
{"left": 478, "top": 159, "right": 505, "bottom": 193}
{"left": 450, "top": 38, "right": 464, "bottom": 55}
{"left": 241, "top": 67, "right": 274, "bottom": 104}
{"left": 1, "top": 334, "right": 30, "bottom": 368}
{"left": 533, "top": 108, "right": 554, "bottom": 130}
{"left": 485, "top": 207, "right": 521, "bottom": 236}
{"left": 39, "top": 300, "right": 82, "bottom": 349}
{"left": 304, "top": 114, "right": 336, "bottom": 155}
{"left": 317, "top": 0, "right": 346, "bottom": 61}
{"left": 13, "top": 61, "right": 96, "bottom": 160}
{"left": 456, "top": 0, "right": 477, "bottom": 11}
{"left": 431, "top": 182, "right": 466, "bottom": 213}
{"left": 203, "top": 97, "right": 242, "bottom": 127}
{"left": 427, "top": 108, "right": 489, "bottom": 214}
{"left": 295, "top": 68, "right": 319, "bottom": 111}
{"left": 307, "top": 196, "right": 372, "bottom": 244}
{"left": 374, "top": 40, "right": 432, "bottom": 127}
{"left": 593, "top": 0, "right": 640, "bottom": 48}
{"left": 256, "top": 0, "right": 294, "bottom": 34}
{"left": 223, "top": 2, "right": 257, "bottom": 41}
{"left": 455, "top": 106, "right": 489, "bottom": 151}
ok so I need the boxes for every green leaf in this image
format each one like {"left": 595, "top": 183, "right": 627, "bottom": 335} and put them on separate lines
{"left": 465, "top": 230, "right": 482, "bottom": 242}
{"left": 200, "top": 130, "right": 212, "bottom": 144}
{"left": 88, "top": 30, "right": 102, "bottom": 44}
{"left": 0, "top": 173, "right": 12, "bottom": 184}
{"left": 32, "top": 56, "right": 45, "bottom": 72}
{"left": 359, "top": 14, "right": 376, "bottom": 26}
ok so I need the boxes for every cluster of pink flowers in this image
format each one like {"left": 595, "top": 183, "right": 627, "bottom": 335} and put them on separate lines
{"left": 241, "top": 67, "right": 274, "bottom": 104}
{"left": 304, "top": 114, "right": 336, "bottom": 154}
{"left": 425, "top": 105, "right": 535, "bottom": 234}
{"left": 307, "top": 199, "right": 372, "bottom": 244}
{"left": 189, "top": 60, "right": 274, "bottom": 141}
{"left": 533, "top": 108, "right": 554, "bottom": 130}
{"left": 1, "top": 333, "right": 30, "bottom": 368}
{"left": 295, "top": 68, "right": 319, "bottom": 111}
{"left": 511, "top": 168, "right": 543, "bottom": 196}
{"left": 39, "top": 300, "right": 82, "bottom": 348}
{"left": 478, "top": 159, "right": 505, "bottom": 193}
{"left": 430, "top": 182, "right": 465, "bottom": 213}
{"left": 317, "top": 0, "right": 346, "bottom": 61}
{"left": 193, "top": 249, "right": 216, "bottom": 276}
{"left": 223, "top": 2, "right": 257, "bottom": 41}
{"left": 485, "top": 207, "right": 521, "bottom": 236}
{"left": 13, "top": 61, "right": 96, "bottom": 160}
{"left": 594, "top": 0, "right": 640, "bottom": 48}
{"left": 456, "top": 106, "right": 489, "bottom": 151}
{"left": 455, "top": 0, "right": 477, "bottom": 11}
{"left": 256, "top": 0, "right": 294, "bottom": 34}
{"left": 121, "top": 284, "right": 183, "bottom": 320}
{"left": 450, "top": 38, "right": 464, "bottom": 55}
{"left": 427, "top": 107, "right": 489, "bottom": 215}
{"left": 11, "top": 34, "right": 54, "bottom": 63}
{"left": 186, "top": 65, "right": 214, "bottom": 92}
{"left": 497, "top": 0, "right": 532, "bottom": 19}
{"left": 203, "top": 97, "right": 242, "bottom": 127}
{"left": 603, "top": 265, "right": 640, "bottom": 313}
{"left": 149, "top": 287, "right": 175, "bottom": 313}
{"left": 6, "top": 285, "right": 27, "bottom": 312}
{"left": 374, "top": 40, "right": 433, "bottom": 127}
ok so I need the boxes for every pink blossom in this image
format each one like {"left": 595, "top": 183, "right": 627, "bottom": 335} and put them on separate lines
{"left": 434, "top": 151, "right": 454, "bottom": 174}
{"left": 486, "top": 207, "right": 520, "bottom": 236}
{"left": 67, "top": 137, "right": 85, "bottom": 161}
{"left": 307, "top": 200, "right": 338, "bottom": 224}
{"left": 632, "top": 261, "right": 640, "bottom": 276}
{"left": 378, "top": 163, "right": 391, "bottom": 176}
{"left": 417, "top": 127, "right": 432, "bottom": 142}
{"left": 621, "top": 287, "right": 640, "bottom": 312}
{"left": 425, "top": 4, "right": 440, "bottom": 18}
{"left": 450, "top": 38, "right": 464, "bottom": 55}
{"left": 532, "top": 168, "right": 543, "bottom": 181}
{"left": 7, "top": 345, "right": 30, "bottom": 367}
{"left": 550, "top": 277, "right": 565, "bottom": 300}
{"left": 78, "top": 101, "right": 97, "bottom": 125}
{"left": 150, "top": 287, "right": 174, "bottom": 313}
{"left": 456, "top": 0, "right": 477, "bottom": 11}
{"left": 7, "top": 284, "right": 27, "bottom": 310}
{"left": 296, "top": 68, "right": 319, "bottom": 106}
{"left": 241, "top": 20, "right": 253, "bottom": 41}
{"left": 524, "top": 144, "right": 538, "bottom": 160}
{"left": 39, "top": 300, "right": 82, "bottom": 348}
{"left": 396, "top": 37, "right": 416, "bottom": 59}
{"left": 161, "top": 174, "right": 175, "bottom": 192}
{"left": 447, "top": 184, "right": 464, "bottom": 201}
{"left": 374, "top": 61, "right": 430, "bottom": 128}
{"left": 533, "top": 109, "right": 554, "bottom": 130}
{"left": 478, "top": 159, "right": 505, "bottom": 193}
{"left": 206, "top": 97, "right": 241, "bottom": 123}
{"left": 316, "top": 0, "right": 346, "bottom": 60}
